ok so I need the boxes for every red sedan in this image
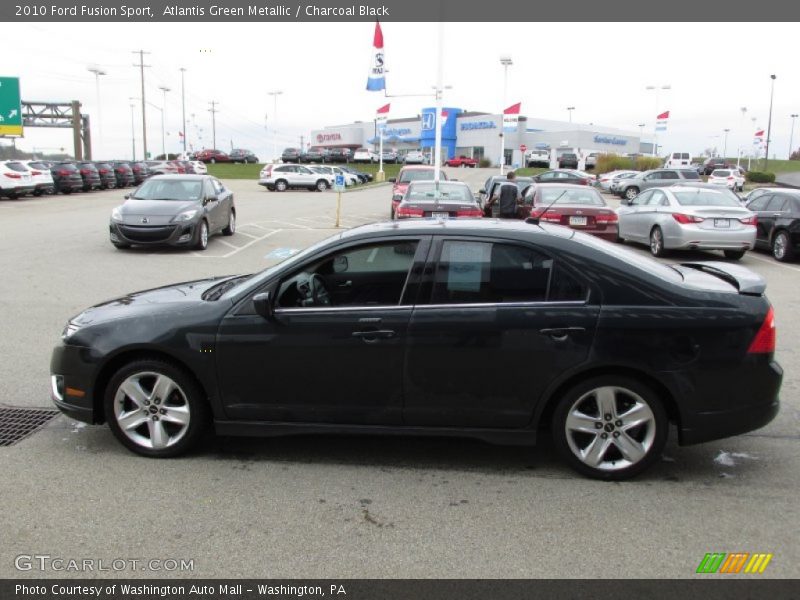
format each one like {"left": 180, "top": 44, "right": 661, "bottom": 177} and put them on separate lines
{"left": 527, "top": 183, "right": 618, "bottom": 241}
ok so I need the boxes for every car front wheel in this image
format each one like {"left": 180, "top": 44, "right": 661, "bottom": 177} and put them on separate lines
{"left": 222, "top": 211, "right": 235, "bottom": 236}
{"left": 194, "top": 220, "right": 209, "bottom": 250}
{"left": 104, "top": 359, "right": 209, "bottom": 457}
{"left": 624, "top": 186, "right": 639, "bottom": 200}
{"left": 552, "top": 376, "right": 668, "bottom": 480}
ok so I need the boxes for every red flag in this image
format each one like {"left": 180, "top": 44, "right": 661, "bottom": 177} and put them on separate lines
{"left": 754, "top": 130, "right": 765, "bottom": 137}
{"left": 504, "top": 102, "right": 522, "bottom": 115}
{"left": 376, "top": 103, "right": 390, "bottom": 114}
{"left": 656, "top": 110, "right": 670, "bottom": 120}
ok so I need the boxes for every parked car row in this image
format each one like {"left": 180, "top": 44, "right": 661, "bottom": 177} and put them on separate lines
{"left": 192, "top": 149, "right": 259, "bottom": 164}
{"left": 0, "top": 159, "right": 157, "bottom": 199}
{"left": 258, "top": 163, "right": 374, "bottom": 192}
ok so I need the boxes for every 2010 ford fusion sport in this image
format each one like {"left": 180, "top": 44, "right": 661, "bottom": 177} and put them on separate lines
{"left": 50, "top": 220, "right": 782, "bottom": 480}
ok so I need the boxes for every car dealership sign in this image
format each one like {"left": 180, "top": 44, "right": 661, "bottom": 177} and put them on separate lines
{"left": 461, "top": 121, "right": 497, "bottom": 131}
{"left": 593, "top": 135, "right": 628, "bottom": 146}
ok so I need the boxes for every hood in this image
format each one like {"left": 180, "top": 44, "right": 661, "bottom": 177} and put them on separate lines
{"left": 117, "top": 199, "right": 200, "bottom": 225}
{"left": 70, "top": 276, "right": 235, "bottom": 328}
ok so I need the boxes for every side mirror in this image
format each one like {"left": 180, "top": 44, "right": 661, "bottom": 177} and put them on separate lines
{"left": 252, "top": 292, "right": 274, "bottom": 320}
{"left": 388, "top": 178, "right": 396, "bottom": 183}
{"left": 204, "top": 195, "right": 217, "bottom": 205}
{"left": 478, "top": 189, "right": 486, "bottom": 194}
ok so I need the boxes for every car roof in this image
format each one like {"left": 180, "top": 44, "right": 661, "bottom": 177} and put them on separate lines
{"left": 148, "top": 174, "right": 211, "bottom": 181}
{"left": 407, "top": 180, "right": 470, "bottom": 188}
{"left": 400, "top": 165, "right": 437, "bottom": 171}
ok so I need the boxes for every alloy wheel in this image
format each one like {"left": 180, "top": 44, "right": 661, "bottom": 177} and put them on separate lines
{"left": 563, "top": 385, "right": 657, "bottom": 472}
{"left": 112, "top": 372, "right": 191, "bottom": 451}
{"left": 650, "top": 227, "right": 664, "bottom": 256}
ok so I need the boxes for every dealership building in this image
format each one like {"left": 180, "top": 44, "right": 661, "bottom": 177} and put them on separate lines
{"left": 310, "top": 108, "right": 645, "bottom": 166}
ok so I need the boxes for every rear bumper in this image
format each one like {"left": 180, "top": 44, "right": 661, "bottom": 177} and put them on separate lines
{"left": 679, "top": 360, "right": 782, "bottom": 445}
{"left": 665, "top": 223, "right": 756, "bottom": 250}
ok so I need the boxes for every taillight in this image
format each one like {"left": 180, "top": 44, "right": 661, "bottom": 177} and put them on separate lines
{"left": 532, "top": 209, "right": 563, "bottom": 223}
{"left": 32, "top": 170, "right": 42, "bottom": 176}
{"left": 748, "top": 307, "right": 776, "bottom": 354}
{"left": 396, "top": 206, "right": 424, "bottom": 218}
{"left": 727, "top": 177, "right": 734, "bottom": 181}
{"left": 595, "top": 212, "right": 618, "bottom": 223}
{"left": 80, "top": 169, "right": 90, "bottom": 175}
{"left": 59, "top": 170, "right": 70, "bottom": 176}
{"left": 132, "top": 167, "right": 141, "bottom": 172}
{"left": 578, "top": 178, "right": 588, "bottom": 185}
{"left": 739, "top": 216, "right": 757, "bottom": 226}
{"left": 3, "top": 173, "right": 21, "bottom": 179}
{"left": 99, "top": 169, "right": 107, "bottom": 174}
{"left": 456, "top": 209, "right": 483, "bottom": 217}
{"left": 116, "top": 168, "right": 125, "bottom": 173}
{"left": 672, "top": 213, "right": 705, "bottom": 224}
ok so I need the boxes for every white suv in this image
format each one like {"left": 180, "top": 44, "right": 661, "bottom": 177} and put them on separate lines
{"left": 352, "top": 148, "right": 378, "bottom": 163}
{"left": 21, "top": 160, "right": 56, "bottom": 196}
{"left": 708, "top": 168, "right": 746, "bottom": 192}
{"left": 258, "top": 163, "right": 331, "bottom": 192}
{"left": 0, "top": 160, "right": 36, "bottom": 199}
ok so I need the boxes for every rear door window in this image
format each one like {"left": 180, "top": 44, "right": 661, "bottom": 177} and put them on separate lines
{"left": 766, "top": 196, "right": 788, "bottom": 212}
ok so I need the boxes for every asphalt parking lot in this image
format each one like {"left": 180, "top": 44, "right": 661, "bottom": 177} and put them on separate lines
{"left": 0, "top": 168, "right": 798, "bottom": 578}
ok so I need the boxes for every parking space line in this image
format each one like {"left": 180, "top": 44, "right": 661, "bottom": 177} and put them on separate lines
{"left": 215, "top": 239, "right": 240, "bottom": 250}
{"left": 190, "top": 229, "right": 283, "bottom": 258}
{"left": 234, "top": 231, "right": 260, "bottom": 239}
{"left": 745, "top": 253, "right": 800, "bottom": 273}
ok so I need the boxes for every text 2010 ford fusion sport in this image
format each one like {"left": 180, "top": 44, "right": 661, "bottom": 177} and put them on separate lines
{"left": 50, "top": 220, "right": 782, "bottom": 480}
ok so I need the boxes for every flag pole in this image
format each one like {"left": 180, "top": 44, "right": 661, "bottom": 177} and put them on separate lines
{"left": 433, "top": 20, "right": 444, "bottom": 185}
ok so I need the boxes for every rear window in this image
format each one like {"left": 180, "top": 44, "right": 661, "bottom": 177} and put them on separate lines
{"left": 679, "top": 170, "right": 700, "bottom": 180}
{"left": 571, "top": 231, "right": 683, "bottom": 283}
{"left": 538, "top": 187, "right": 605, "bottom": 206}
{"left": 399, "top": 170, "right": 446, "bottom": 183}
{"left": 673, "top": 190, "right": 741, "bottom": 207}
{"left": 29, "top": 161, "right": 49, "bottom": 169}
{"left": 5, "top": 162, "right": 28, "bottom": 172}
{"left": 561, "top": 153, "right": 577, "bottom": 159}
{"left": 56, "top": 163, "right": 78, "bottom": 171}
{"left": 712, "top": 170, "right": 731, "bottom": 177}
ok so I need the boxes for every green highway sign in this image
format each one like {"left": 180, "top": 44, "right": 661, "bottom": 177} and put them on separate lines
{"left": 0, "top": 77, "right": 22, "bottom": 136}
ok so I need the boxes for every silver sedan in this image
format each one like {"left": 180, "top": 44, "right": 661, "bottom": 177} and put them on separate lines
{"left": 616, "top": 186, "right": 756, "bottom": 260}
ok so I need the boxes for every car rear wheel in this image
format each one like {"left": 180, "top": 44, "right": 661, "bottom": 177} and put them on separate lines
{"left": 723, "top": 249, "right": 745, "bottom": 260}
{"left": 222, "top": 211, "right": 235, "bottom": 236}
{"left": 316, "top": 179, "right": 329, "bottom": 192}
{"left": 772, "top": 231, "right": 795, "bottom": 262}
{"left": 624, "top": 186, "right": 639, "bottom": 200}
{"left": 552, "top": 376, "right": 668, "bottom": 480}
{"left": 650, "top": 226, "right": 666, "bottom": 257}
{"left": 194, "top": 220, "right": 209, "bottom": 250}
{"left": 104, "top": 359, "right": 209, "bottom": 458}
{"left": 275, "top": 179, "right": 288, "bottom": 192}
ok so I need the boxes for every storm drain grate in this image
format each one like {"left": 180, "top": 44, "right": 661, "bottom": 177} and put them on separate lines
{"left": 0, "top": 408, "right": 61, "bottom": 447}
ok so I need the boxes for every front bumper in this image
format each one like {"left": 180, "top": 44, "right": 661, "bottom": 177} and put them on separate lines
{"left": 110, "top": 220, "right": 198, "bottom": 247}
{"left": 50, "top": 343, "right": 99, "bottom": 424}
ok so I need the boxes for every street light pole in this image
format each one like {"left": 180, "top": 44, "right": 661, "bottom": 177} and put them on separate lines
{"left": 723, "top": 128, "right": 730, "bottom": 159}
{"left": 750, "top": 116, "right": 757, "bottom": 170}
{"left": 268, "top": 90, "right": 283, "bottom": 162}
{"left": 789, "top": 114, "right": 798, "bottom": 158}
{"left": 499, "top": 55, "right": 512, "bottom": 175}
{"left": 129, "top": 103, "right": 136, "bottom": 161}
{"left": 87, "top": 65, "right": 106, "bottom": 159}
{"left": 764, "top": 74, "right": 776, "bottom": 171}
{"left": 567, "top": 106, "right": 575, "bottom": 123}
{"left": 159, "top": 86, "right": 170, "bottom": 159}
{"left": 180, "top": 68, "right": 187, "bottom": 155}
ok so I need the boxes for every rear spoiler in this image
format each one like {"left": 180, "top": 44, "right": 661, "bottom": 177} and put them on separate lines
{"left": 679, "top": 261, "right": 766, "bottom": 295}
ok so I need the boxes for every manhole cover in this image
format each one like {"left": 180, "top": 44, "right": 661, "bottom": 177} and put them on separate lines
{"left": 0, "top": 407, "right": 61, "bottom": 447}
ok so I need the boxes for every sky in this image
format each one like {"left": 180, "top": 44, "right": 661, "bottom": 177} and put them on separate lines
{"left": 3, "top": 21, "right": 799, "bottom": 161}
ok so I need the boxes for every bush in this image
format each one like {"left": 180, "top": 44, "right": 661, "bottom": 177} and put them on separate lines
{"left": 595, "top": 154, "right": 633, "bottom": 174}
{"left": 634, "top": 156, "right": 663, "bottom": 171}
{"left": 746, "top": 171, "right": 776, "bottom": 183}
{"left": 478, "top": 158, "right": 492, "bottom": 168}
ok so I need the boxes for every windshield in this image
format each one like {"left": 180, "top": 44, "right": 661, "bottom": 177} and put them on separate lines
{"left": 132, "top": 179, "right": 203, "bottom": 201}
{"left": 539, "top": 187, "right": 604, "bottom": 206}
{"left": 674, "top": 189, "right": 742, "bottom": 207}
{"left": 399, "top": 169, "right": 442, "bottom": 183}
{"left": 406, "top": 183, "right": 473, "bottom": 203}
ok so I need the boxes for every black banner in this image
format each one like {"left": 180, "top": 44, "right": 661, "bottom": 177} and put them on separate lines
{"left": 2, "top": 580, "right": 800, "bottom": 600}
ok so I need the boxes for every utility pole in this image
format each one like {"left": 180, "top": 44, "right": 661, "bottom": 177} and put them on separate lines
{"left": 159, "top": 86, "right": 170, "bottom": 158}
{"left": 132, "top": 50, "right": 151, "bottom": 159}
{"left": 87, "top": 65, "right": 106, "bottom": 159}
{"left": 300, "top": 134, "right": 304, "bottom": 150}
{"left": 765, "top": 74, "right": 776, "bottom": 171}
{"left": 180, "top": 68, "right": 187, "bottom": 155}
{"left": 789, "top": 114, "right": 798, "bottom": 158}
{"left": 208, "top": 101, "right": 218, "bottom": 150}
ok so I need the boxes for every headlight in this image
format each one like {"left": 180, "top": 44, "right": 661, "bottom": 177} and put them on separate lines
{"left": 173, "top": 209, "right": 199, "bottom": 222}
{"left": 111, "top": 206, "right": 123, "bottom": 222}
{"left": 62, "top": 322, "right": 80, "bottom": 340}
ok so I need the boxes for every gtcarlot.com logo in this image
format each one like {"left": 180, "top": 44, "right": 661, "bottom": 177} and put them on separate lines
{"left": 696, "top": 552, "right": 773, "bottom": 574}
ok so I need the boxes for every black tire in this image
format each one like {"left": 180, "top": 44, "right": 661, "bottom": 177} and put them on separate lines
{"left": 650, "top": 226, "right": 667, "bottom": 257}
{"left": 104, "top": 358, "right": 209, "bottom": 458}
{"left": 772, "top": 230, "right": 795, "bottom": 262}
{"left": 316, "top": 179, "right": 329, "bottom": 192}
{"left": 723, "top": 249, "right": 746, "bottom": 260}
{"left": 222, "top": 211, "right": 235, "bottom": 236}
{"left": 624, "top": 186, "right": 639, "bottom": 201}
{"left": 33, "top": 190, "right": 42, "bottom": 197}
{"left": 112, "top": 242, "right": 131, "bottom": 249}
{"left": 62, "top": 188, "right": 72, "bottom": 195}
{"left": 274, "top": 179, "right": 288, "bottom": 192}
{"left": 551, "top": 375, "right": 668, "bottom": 480}
{"left": 194, "top": 220, "right": 209, "bottom": 251}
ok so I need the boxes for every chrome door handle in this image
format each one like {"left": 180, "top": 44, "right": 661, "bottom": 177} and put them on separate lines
{"left": 539, "top": 327, "right": 586, "bottom": 341}
{"left": 352, "top": 329, "right": 396, "bottom": 342}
